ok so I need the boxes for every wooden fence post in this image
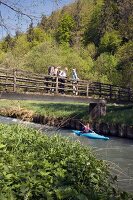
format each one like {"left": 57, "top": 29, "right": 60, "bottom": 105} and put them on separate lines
{"left": 110, "top": 85, "right": 112, "bottom": 100}
{"left": 128, "top": 88, "right": 131, "bottom": 102}
{"left": 5, "top": 72, "right": 8, "bottom": 91}
{"left": 55, "top": 76, "right": 59, "bottom": 94}
{"left": 86, "top": 83, "right": 89, "bottom": 97}
{"left": 99, "top": 82, "right": 102, "bottom": 97}
{"left": 13, "top": 69, "right": 16, "bottom": 92}
{"left": 118, "top": 88, "right": 121, "bottom": 102}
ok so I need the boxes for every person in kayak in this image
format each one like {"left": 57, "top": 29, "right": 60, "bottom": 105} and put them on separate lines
{"left": 82, "top": 123, "right": 91, "bottom": 133}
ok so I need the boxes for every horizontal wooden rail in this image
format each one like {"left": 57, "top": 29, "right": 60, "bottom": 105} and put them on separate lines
{"left": 0, "top": 68, "right": 133, "bottom": 103}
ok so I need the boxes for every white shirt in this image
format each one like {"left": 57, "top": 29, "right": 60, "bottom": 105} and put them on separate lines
{"left": 59, "top": 70, "right": 67, "bottom": 78}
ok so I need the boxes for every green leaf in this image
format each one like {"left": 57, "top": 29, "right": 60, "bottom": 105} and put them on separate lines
{"left": 0, "top": 144, "right": 6, "bottom": 149}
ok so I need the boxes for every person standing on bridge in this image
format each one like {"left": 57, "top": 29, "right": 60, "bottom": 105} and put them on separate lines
{"left": 59, "top": 67, "right": 68, "bottom": 94}
{"left": 48, "top": 66, "right": 55, "bottom": 93}
{"left": 72, "top": 68, "right": 79, "bottom": 96}
{"left": 48, "top": 66, "right": 55, "bottom": 76}
{"left": 52, "top": 66, "right": 61, "bottom": 92}
{"left": 45, "top": 66, "right": 55, "bottom": 93}
{"left": 54, "top": 66, "right": 60, "bottom": 76}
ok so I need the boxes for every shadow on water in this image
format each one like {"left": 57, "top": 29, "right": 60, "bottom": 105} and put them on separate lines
{"left": 0, "top": 115, "right": 133, "bottom": 193}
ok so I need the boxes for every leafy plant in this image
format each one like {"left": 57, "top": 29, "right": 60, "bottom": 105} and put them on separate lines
{"left": 0, "top": 124, "right": 132, "bottom": 200}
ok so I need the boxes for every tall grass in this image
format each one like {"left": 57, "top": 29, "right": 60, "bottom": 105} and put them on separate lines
{"left": 100, "top": 104, "right": 133, "bottom": 125}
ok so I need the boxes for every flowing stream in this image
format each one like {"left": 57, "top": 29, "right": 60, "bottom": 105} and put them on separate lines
{"left": 0, "top": 115, "right": 133, "bottom": 193}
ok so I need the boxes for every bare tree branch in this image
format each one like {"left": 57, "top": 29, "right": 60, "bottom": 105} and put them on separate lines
{"left": 0, "top": 0, "right": 37, "bottom": 21}
{"left": 0, "top": 0, "right": 60, "bottom": 38}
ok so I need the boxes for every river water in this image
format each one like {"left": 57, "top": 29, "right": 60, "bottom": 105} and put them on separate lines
{"left": 0, "top": 116, "right": 133, "bottom": 193}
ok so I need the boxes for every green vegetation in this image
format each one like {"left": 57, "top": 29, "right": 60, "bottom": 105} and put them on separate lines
{"left": 56, "top": 14, "right": 75, "bottom": 44}
{"left": 0, "top": 100, "right": 88, "bottom": 119}
{"left": 0, "top": 100, "right": 89, "bottom": 120}
{"left": 0, "top": 100, "right": 133, "bottom": 125}
{"left": 100, "top": 104, "right": 133, "bottom": 125}
{"left": 0, "top": 2, "right": 132, "bottom": 199}
{"left": 0, "top": 123, "right": 132, "bottom": 200}
{"left": 0, "top": 0, "right": 132, "bottom": 87}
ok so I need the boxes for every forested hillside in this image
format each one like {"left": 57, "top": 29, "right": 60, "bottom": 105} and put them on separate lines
{"left": 0, "top": 0, "right": 133, "bottom": 87}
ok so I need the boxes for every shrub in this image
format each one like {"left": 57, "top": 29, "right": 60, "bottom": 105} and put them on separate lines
{"left": 93, "top": 53, "right": 120, "bottom": 85}
{"left": 0, "top": 124, "right": 132, "bottom": 200}
{"left": 116, "top": 41, "right": 133, "bottom": 88}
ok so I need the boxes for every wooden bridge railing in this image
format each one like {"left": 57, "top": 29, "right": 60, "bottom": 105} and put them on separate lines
{"left": 0, "top": 68, "right": 133, "bottom": 103}
{"left": 89, "top": 82, "right": 133, "bottom": 102}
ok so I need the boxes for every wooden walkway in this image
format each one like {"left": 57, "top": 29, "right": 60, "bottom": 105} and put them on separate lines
{"left": 0, "top": 68, "right": 133, "bottom": 103}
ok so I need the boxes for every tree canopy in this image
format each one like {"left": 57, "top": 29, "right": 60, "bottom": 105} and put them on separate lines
{"left": 0, "top": 0, "right": 133, "bottom": 88}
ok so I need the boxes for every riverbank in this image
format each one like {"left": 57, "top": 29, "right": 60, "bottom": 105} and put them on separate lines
{"left": 0, "top": 99, "right": 133, "bottom": 139}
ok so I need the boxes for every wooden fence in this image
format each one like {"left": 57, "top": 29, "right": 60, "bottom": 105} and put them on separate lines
{"left": 0, "top": 68, "right": 133, "bottom": 103}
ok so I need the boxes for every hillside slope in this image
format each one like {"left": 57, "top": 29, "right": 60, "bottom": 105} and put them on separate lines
{"left": 0, "top": 0, "right": 132, "bottom": 87}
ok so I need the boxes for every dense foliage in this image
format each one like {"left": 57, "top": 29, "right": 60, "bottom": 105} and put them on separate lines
{"left": 0, "top": 124, "right": 132, "bottom": 200}
{"left": 0, "top": 0, "right": 132, "bottom": 87}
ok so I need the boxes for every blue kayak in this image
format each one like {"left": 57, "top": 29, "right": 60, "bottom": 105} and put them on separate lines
{"left": 72, "top": 130, "right": 109, "bottom": 140}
